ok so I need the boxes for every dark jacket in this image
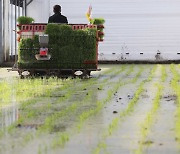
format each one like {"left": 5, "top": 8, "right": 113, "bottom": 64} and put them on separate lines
{"left": 48, "top": 13, "right": 68, "bottom": 24}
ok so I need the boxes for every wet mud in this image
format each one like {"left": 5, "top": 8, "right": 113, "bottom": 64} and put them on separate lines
{"left": 0, "top": 65, "right": 180, "bottom": 154}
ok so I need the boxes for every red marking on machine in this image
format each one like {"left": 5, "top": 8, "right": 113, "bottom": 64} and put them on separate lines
{"left": 40, "top": 48, "right": 48, "bottom": 56}
{"left": 83, "top": 60, "right": 96, "bottom": 64}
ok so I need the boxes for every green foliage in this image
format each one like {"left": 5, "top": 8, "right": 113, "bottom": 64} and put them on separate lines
{"left": 18, "top": 35, "right": 39, "bottom": 63}
{"left": 17, "top": 16, "right": 34, "bottom": 25}
{"left": 18, "top": 24, "right": 97, "bottom": 69}
{"left": 90, "top": 18, "right": 105, "bottom": 40}
{"left": 90, "top": 18, "right": 105, "bottom": 25}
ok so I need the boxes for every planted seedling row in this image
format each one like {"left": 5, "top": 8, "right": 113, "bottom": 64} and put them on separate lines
{"left": 135, "top": 83, "right": 164, "bottom": 154}
{"left": 25, "top": 66, "right": 132, "bottom": 146}
{"left": 23, "top": 66, "right": 144, "bottom": 152}
{"left": 92, "top": 65, "right": 157, "bottom": 154}
{"left": 134, "top": 65, "right": 167, "bottom": 154}
{"left": 19, "top": 65, "right": 128, "bottom": 111}
{"left": 0, "top": 66, "right": 126, "bottom": 131}
{"left": 170, "top": 64, "right": 180, "bottom": 144}
{"left": 17, "top": 65, "right": 129, "bottom": 125}
{"left": 50, "top": 66, "right": 146, "bottom": 150}
{"left": 0, "top": 66, "right": 130, "bottom": 152}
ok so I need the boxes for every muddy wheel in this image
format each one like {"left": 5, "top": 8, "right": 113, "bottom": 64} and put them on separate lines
{"left": 20, "top": 75, "right": 24, "bottom": 79}
{"left": 80, "top": 70, "right": 90, "bottom": 79}
{"left": 29, "top": 70, "right": 35, "bottom": 77}
{"left": 87, "top": 71, "right": 91, "bottom": 76}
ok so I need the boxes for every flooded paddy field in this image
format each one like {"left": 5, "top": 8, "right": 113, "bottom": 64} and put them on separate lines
{"left": 0, "top": 64, "right": 180, "bottom": 154}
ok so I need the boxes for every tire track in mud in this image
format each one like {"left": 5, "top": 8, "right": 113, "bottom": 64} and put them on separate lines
{"left": 0, "top": 65, "right": 134, "bottom": 154}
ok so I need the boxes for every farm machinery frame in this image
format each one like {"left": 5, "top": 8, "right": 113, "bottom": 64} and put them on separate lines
{"left": 16, "top": 23, "right": 104, "bottom": 78}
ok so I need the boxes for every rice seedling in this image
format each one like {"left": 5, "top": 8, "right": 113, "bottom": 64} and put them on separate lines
{"left": 100, "top": 65, "right": 123, "bottom": 76}
{"left": 17, "top": 66, "right": 128, "bottom": 123}
{"left": 146, "top": 65, "right": 157, "bottom": 82}
{"left": 39, "top": 104, "right": 78, "bottom": 133}
{"left": 23, "top": 133, "right": 34, "bottom": 144}
{"left": 0, "top": 66, "right": 126, "bottom": 138}
{"left": 93, "top": 82, "right": 145, "bottom": 154}
{"left": 0, "top": 65, "right": 146, "bottom": 153}
{"left": 38, "top": 145, "right": 42, "bottom": 154}
{"left": 15, "top": 77, "right": 67, "bottom": 102}
{"left": 0, "top": 65, "right": 126, "bottom": 115}
{"left": 0, "top": 79, "right": 13, "bottom": 107}
{"left": 92, "top": 65, "right": 157, "bottom": 154}
{"left": 48, "top": 66, "right": 145, "bottom": 150}
{"left": 18, "top": 84, "right": 99, "bottom": 125}
{"left": 161, "top": 65, "right": 167, "bottom": 82}
{"left": 125, "top": 64, "right": 134, "bottom": 76}
{"left": 109, "top": 65, "right": 126, "bottom": 78}
{"left": 93, "top": 142, "right": 107, "bottom": 154}
{"left": 15, "top": 88, "right": 95, "bottom": 147}
{"left": 77, "top": 66, "right": 146, "bottom": 135}
{"left": 51, "top": 133, "right": 69, "bottom": 148}
{"left": 134, "top": 83, "right": 163, "bottom": 154}
{"left": 170, "top": 64, "right": 180, "bottom": 145}
{"left": 131, "top": 66, "right": 144, "bottom": 83}
{"left": 133, "top": 65, "right": 165, "bottom": 153}
{"left": 94, "top": 81, "right": 144, "bottom": 154}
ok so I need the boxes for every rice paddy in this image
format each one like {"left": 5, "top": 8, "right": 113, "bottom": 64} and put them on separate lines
{"left": 0, "top": 64, "right": 179, "bottom": 154}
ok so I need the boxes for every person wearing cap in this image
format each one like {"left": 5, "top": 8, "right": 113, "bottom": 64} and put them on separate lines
{"left": 48, "top": 5, "right": 68, "bottom": 24}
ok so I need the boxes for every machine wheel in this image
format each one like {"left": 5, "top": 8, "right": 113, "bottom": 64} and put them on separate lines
{"left": 80, "top": 70, "right": 90, "bottom": 79}
{"left": 20, "top": 75, "right": 25, "bottom": 79}
{"left": 87, "top": 71, "right": 91, "bottom": 76}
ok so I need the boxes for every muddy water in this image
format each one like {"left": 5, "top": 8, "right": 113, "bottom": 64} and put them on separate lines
{"left": 0, "top": 105, "right": 18, "bottom": 129}
{"left": 54, "top": 65, "right": 154, "bottom": 154}
{"left": 0, "top": 80, "right": 18, "bottom": 129}
{"left": 0, "top": 68, "right": 18, "bottom": 79}
{"left": 0, "top": 65, "right": 179, "bottom": 154}
{"left": 0, "top": 68, "right": 18, "bottom": 128}
{"left": 103, "top": 65, "right": 162, "bottom": 154}
{"left": 145, "top": 66, "right": 179, "bottom": 154}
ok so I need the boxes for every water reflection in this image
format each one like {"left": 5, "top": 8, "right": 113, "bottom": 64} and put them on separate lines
{"left": 0, "top": 89, "right": 19, "bottom": 129}
{"left": 0, "top": 105, "right": 19, "bottom": 129}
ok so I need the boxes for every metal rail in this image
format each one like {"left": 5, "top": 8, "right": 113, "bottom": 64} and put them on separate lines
{"left": 0, "top": 0, "right": 2, "bottom": 63}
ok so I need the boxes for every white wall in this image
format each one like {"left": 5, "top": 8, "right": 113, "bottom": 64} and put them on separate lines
{"left": 27, "top": 0, "right": 180, "bottom": 60}
{"left": 27, "top": 0, "right": 50, "bottom": 23}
